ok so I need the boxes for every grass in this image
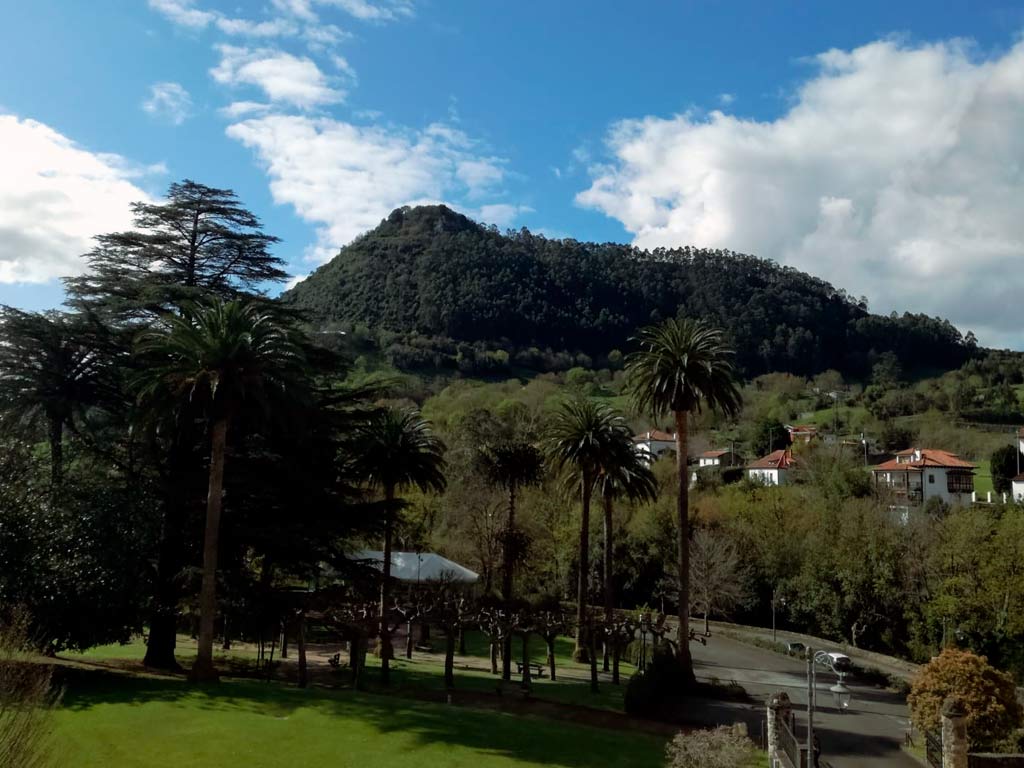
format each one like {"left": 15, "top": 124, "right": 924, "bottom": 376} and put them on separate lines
{"left": 973, "top": 458, "right": 994, "bottom": 496}
{"left": 52, "top": 671, "right": 668, "bottom": 768}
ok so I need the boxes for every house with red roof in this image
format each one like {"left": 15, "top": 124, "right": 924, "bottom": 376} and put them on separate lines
{"left": 632, "top": 429, "right": 675, "bottom": 463}
{"left": 746, "top": 449, "right": 798, "bottom": 486}
{"left": 872, "top": 448, "right": 975, "bottom": 506}
{"left": 698, "top": 449, "right": 743, "bottom": 468}
{"left": 785, "top": 424, "right": 818, "bottom": 444}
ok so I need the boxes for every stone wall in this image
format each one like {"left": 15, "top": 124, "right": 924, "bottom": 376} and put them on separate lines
{"left": 968, "top": 756, "right": 1024, "bottom": 767}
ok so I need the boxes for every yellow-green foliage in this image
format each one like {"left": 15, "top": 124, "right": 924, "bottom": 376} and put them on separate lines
{"left": 908, "top": 648, "right": 1022, "bottom": 748}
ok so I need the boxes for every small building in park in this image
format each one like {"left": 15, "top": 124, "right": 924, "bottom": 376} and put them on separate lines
{"left": 871, "top": 448, "right": 975, "bottom": 506}
{"left": 1012, "top": 473, "right": 1024, "bottom": 502}
{"left": 785, "top": 424, "right": 818, "bottom": 444}
{"left": 632, "top": 429, "right": 676, "bottom": 463}
{"left": 746, "top": 449, "right": 798, "bottom": 486}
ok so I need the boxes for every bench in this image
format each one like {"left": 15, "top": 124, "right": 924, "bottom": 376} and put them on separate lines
{"left": 515, "top": 662, "right": 546, "bottom": 678}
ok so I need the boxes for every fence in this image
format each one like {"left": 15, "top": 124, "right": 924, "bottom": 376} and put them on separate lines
{"left": 778, "top": 712, "right": 807, "bottom": 768}
{"left": 926, "top": 729, "right": 943, "bottom": 768}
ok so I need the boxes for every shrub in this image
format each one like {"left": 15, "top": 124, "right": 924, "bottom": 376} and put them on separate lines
{"left": 665, "top": 726, "right": 754, "bottom": 768}
{"left": 1, "top": 608, "right": 59, "bottom": 768}
{"left": 908, "top": 648, "right": 1022, "bottom": 749}
{"left": 624, "top": 647, "right": 687, "bottom": 718}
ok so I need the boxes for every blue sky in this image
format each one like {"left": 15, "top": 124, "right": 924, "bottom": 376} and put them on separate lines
{"left": 3, "top": 1, "right": 1024, "bottom": 346}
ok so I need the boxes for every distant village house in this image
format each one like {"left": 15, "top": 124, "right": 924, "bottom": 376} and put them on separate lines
{"left": 746, "top": 449, "right": 798, "bottom": 486}
{"left": 871, "top": 448, "right": 975, "bottom": 505}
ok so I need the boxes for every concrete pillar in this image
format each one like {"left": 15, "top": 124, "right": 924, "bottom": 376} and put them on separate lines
{"left": 1003, "top": 492, "right": 1008, "bottom": 504}
{"left": 768, "top": 691, "right": 792, "bottom": 766}
{"left": 987, "top": 491, "right": 993, "bottom": 504}
{"left": 972, "top": 491, "right": 977, "bottom": 503}
{"left": 941, "top": 697, "right": 968, "bottom": 768}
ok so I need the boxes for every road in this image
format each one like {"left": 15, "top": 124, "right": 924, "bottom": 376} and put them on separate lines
{"left": 690, "top": 633, "right": 919, "bottom": 768}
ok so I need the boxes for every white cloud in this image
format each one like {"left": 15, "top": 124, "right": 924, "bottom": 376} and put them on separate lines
{"left": 218, "top": 101, "right": 273, "bottom": 119}
{"left": 0, "top": 115, "right": 153, "bottom": 283}
{"left": 456, "top": 158, "right": 505, "bottom": 196}
{"left": 142, "top": 82, "right": 193, "bottom": 125}
{"left": 330, "top": 54, "right": 358, "bottom": 82}
{"left": 148, "top": 0, "right": 215, "bottom": 28}
{"left": 226, "top": 115, "right": 523, "bottom": 261}
{"left": 320, "top": 0, "right": 414, "bottom": 21}
{"left": 476, "top": 204, "right": 533, "bottom": 228}
{"left": 215, "top": 16, "right": 298, "bottom": 37}
{"left": 271, "top": 0, "right": 318, "bottom": 22}
{"left": 718, "top": 92, "right": 735, "bottom": 105}
{"left": 211, "top": 45, "right": 344, "bottom": 109}
{"left": 578, "top": 38, "right": 1024, "bottom": 347}
{"left": 285, "top": 272, "right": 309, "bottom": 289}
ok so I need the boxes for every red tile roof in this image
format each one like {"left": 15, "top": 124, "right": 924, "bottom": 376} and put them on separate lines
{"left": 873, "top": 448, "right": 975, "bottom": 472}
{"left": 633, "top": 430, "right": 674, "bottom": 443}
{"left": 747, "top": 449, "right": 797, "bottom": 470}
{"left": 701, "top": 450, "right": 730, "bottom": 458}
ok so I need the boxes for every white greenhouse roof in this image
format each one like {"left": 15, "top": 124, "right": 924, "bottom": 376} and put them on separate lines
{"left": 353, "top": 550, "right": 479, "bottom": 584}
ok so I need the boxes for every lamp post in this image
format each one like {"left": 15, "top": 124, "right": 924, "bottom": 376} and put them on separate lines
{"left": 830, "top": 672, "right": 852, "bottom": 713}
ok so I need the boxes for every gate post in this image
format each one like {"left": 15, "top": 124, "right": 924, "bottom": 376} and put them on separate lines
{"left": 768, "top": 691, "right": 792, "bottom": 766}
{"left": 941, "top": 697, "right": 968, "bottom": 768}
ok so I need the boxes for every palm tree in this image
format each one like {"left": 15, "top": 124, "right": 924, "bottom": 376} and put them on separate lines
{"left": 544, "top": 398, "right": 633, "bottom": 661}
{"left": 0, "top": 308, "right": 103, "bottom": 487}
{"left": 596, "top": 439, "right": 657, "bottom": 671}
{"left": 352, "top": 408, "right": 446, "bottom": 685}
{"left": 134, "top": 299, "right": 306, "bottom": 682}
{"left": 475, "top": 439, "right": 544, "bottom": 680}
{"left": 625, "top": 318, "right": 741, "bottom": 682}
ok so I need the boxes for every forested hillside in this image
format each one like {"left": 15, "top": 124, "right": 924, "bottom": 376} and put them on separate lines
{"left": 285, "top": 205, "right": 976, "bottom": 378}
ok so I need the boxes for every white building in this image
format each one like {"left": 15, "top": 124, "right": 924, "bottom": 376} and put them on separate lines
{"left": 1012, "top": 473, "right": 1024, "bottom": 502}
{"left": 698, "top": 449, "right": 743, "bottom": 468}
{"left": 871, "top": 448, "right": 975, "bottom": 506}
{"left": 633, "top": 430, "right": 676, "bottom": 462}
{"left": 746, "top": 449, "right": 798, "bottom": 486}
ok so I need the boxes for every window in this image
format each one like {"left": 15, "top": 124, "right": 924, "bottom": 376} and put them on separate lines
{"left": 928, "top": 474, "right": 935, "bottom": 484}
{"left": 947, "top": 472, "right": 973, "bottom": 494}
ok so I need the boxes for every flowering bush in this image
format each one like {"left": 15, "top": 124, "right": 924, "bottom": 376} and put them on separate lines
{"left": 664, "top": 726, "right": 754, "bottom": 768}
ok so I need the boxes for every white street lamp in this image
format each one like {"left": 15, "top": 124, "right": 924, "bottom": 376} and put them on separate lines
{"left": 830, "top": 672, "right": 852, "bottom": 713}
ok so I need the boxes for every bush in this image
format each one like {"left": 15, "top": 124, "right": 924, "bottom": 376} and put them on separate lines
{"left": 624, "top": 647, "right": 688, "bottom": 718}
{"left": 1, "top": 608, "right": 59, "bottom": 768}
{"left": 664, "top": 726, "right": 754, "bottom": 768}
{"left": 908, "top": 648, "right": 1022, "bottom": 749}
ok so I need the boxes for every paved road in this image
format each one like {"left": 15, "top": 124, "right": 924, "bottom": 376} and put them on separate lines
{"left": 690, "top": 634, "right": 919, "bottom": 768}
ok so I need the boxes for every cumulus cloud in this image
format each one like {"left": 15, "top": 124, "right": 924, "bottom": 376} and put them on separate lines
{"left": 578, "top": 38, "right": 1024, "bottom": 347}
{"left": 321, "top": 0, "right": 414, "bottom": 21}
{"left": 0, "top": 115, "right": 152, "bottom": 283}
{"left": 142, "top": 82, "right": 193, "bottom": 125}
{"left": 476, "top": 203, "right": 534, "bottom": 228}
{"left": 215, "top": 16, "right": 298, "bottom": 37}
{"left": 226, "top": 115, "right": 524, "bottom": 261}
{"left": 211, "top": 45, "right": 344, "bottom": 109}
{"left": 148, "top": 0, "right": 215, "bottom": 28}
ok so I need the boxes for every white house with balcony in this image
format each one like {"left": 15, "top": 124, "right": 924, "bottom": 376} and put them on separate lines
{"left": 871, "top": 448, "right": 975, "bottom": 506}
{"left": 746, "top": 449, "right": 798, "bottom": 486}
{"left": 632, "top": 430, "right": 675, "bottom": 463}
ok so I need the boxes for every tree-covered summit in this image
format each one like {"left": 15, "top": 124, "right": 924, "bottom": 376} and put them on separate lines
{"left": 285, "top": 205, "right": 975, "bottom": 378}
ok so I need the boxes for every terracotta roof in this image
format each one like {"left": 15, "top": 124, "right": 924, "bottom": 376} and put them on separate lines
{"left": 787, "top": 425, "right": 817, "bottom": 433}
{"left": 701, "top": 450, "right": 730, "bottom": 458}
{"left": 1012, "top": 473, "right": 1024, "bottom": 483}
{"left": 633, "top": 430, "right": 674, "bottom": 443}
{"left": 747, "top": 449, "right": 797, "bottom": 470}
{"left": 873, "top": 448, "right": 975, "bottom": 472}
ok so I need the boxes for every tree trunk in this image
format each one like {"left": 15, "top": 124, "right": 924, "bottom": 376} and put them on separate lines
{"left": 222, "top": 614, "right": 231, "bottom": 651}
{"left": 281, "top": 628, "right": 288, "bottom": 659}
{"left": 145, "top": 494, "right": 185, "bottom": 671}
{"left": 379, "top": 484, "right": 395, "bottom": 685}
{"left": 444, "top": 629, "right": 456, "bottom": 690}
{"left": 48, "top": 416, "right": 63, "bottom": 489}
{"left": 612, "top": 641, "right": 620, "bottom": 685}
{"left": 502, "top": 484, "right": 516, "bottom": 682}
{"left": 674, "top": 411, "right": 696, "bottom": 685}
{"left": 603, "top": 490, "right": 614, "bottom": 672}
{"left": 297, "top": 612, "right": 308, "bottom": 689}
{"left": 521, "top": 634, "right": 531, "bottom": 690}
{"left": 406, "top": 621, "right": 414, "bottom": 659}
{"left": 546, "top": 635, "right": 556, "bottom": 681}
{"left": 588, "top": 626, "right": 599, "bottom": 693}
{"left": 458, "top": 626, "right": 466, "bottom": 655}
{"left": 490, "top": 639, "right": 498, "bottom": 675}
{"left": 190, "top": 415, "right": 229, "bottom": 682}
{"left": 350, "top": 633, "right": 363, "bottom": 689}
{"left": 574, "top": 471, "right": 592, "bottom": 662}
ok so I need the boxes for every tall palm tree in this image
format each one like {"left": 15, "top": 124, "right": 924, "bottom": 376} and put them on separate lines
{"left": 625, "top": 318, "right": 741, "bottom": 682}
{"left": 475, "top": 439, "right": 545, "bottom": 680}
{"left": 596, "top": 439, "right": 657, "bottom": 670}
{"left": 352, "top": 408, "right": 446, "bottom": 685}
{"left": 134, "top": 299, "right": 306, "bottom": 682}
{"left": 0, "top": 308, "right": 103, "bottom": 487}
{"left": 544, "top": 398, "right": 632, "bottom": 661}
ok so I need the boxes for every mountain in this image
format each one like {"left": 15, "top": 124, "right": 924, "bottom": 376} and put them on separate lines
{"left": 284, "top": 205, "right": 975, "bottom": 378}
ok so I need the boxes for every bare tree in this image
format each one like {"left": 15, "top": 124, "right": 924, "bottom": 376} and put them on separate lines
{"left": 0, "top": 610, "right": 59, "bottom": 768}
{"left": 689, "top": 527, "right": 747, "bottom": 636}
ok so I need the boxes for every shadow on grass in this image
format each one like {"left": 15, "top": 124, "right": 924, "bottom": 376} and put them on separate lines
{"left": 57, "top": 666, "right": 667, "bottom": 768}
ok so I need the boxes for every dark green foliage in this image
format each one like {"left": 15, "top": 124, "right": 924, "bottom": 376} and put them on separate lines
{"left": 749, "top": 417, "right": 789, "bottom": 457}
{"left": 285, "top": 205, "right": 975, "bottom": 378}
{"left": 991, "top": 444, "right": 1024, "bottom": 494}
{"left": 623, "top": 648, "right": 688, "bottom": 717}
{"left": 880, "top": 421, "right": 918, "bottom": 452}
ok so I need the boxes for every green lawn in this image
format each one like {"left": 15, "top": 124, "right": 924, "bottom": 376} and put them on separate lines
{"left": 52, "top": 672, "right": 667, "bottom": 768}
{"left": 973, "top": 458, "right": 994, "bottom": 496}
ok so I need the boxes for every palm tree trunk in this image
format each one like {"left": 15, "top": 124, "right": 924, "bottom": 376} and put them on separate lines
{"left": 379, "top": 483, "right": 395, "bottom": 685}
{"left": 48, "top": 416, "right": 63, "bottom": 488}
{"left": 603, "top": 489, "right": 614, "bottom": 672}
{"left": 501, "top": 483, "right": 515, "bottom": 682}
{"left": 297, "top": 611, "right": 308, "bottom": 689}
{"left": 674, "top": 411, "right": 696, "bottom": 685}
{"left": 190, "top": 415, "right": 229, "bottom": 682}
{"left": 574, "top": 471, "right": 592, "bottom": 662}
